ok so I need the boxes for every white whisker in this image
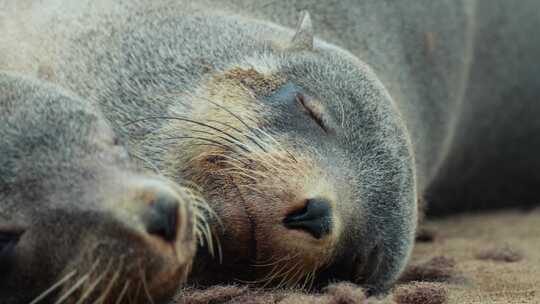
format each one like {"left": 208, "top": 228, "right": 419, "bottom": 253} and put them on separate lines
{"left": 29, "top": 270, "right": 77, "bottom": 304}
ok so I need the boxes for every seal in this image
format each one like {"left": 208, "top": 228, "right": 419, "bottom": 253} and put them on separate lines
{"left": 0, "top": 72, "right": 203, "bottom": 303}
{"left": 1, "top": 0, "right": 539, "bottom": 299}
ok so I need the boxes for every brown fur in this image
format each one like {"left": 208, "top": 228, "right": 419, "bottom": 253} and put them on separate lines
{"left": 217, "top": 67, "right": 287, "bottom": 96}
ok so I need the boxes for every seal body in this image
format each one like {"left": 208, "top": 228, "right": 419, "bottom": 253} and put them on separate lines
{"left": 1, "top": 0, "right": 539, "bottom": 298}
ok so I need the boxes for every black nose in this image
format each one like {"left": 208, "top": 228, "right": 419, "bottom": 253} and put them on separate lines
{"left": 283, "top": 198, "right": 332, "bottom": 239}
{"left": 143, "top": 193, "right": 179, "bottom": 243}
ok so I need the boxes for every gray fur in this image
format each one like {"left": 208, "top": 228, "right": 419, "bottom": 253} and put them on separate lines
{"left": 1, "top": 0, "right": 539, "bottom": 300}
{"left": 0, "top": 71, "right": 127, "bottom": 303}
{"left": 0, "top": 72, "right": 197, "bottom": 302}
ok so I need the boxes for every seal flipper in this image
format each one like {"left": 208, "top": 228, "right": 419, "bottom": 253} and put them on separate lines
{"left": 0, "top": 228, "right": 24, "bottom": 273}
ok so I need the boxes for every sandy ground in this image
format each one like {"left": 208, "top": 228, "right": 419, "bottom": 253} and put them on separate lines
{"left": 407, "top": 209, "right": 540, "bottom": 304}
{"left": 175, "top": 209, "right": 540, "bottom": 304}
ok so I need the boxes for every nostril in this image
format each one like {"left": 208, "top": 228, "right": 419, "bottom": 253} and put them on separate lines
{"left": 283, "top": 198, "right": 332, "bottom": 239}
{"left": 143, "top": 193, "right": 179, "bottom": 243}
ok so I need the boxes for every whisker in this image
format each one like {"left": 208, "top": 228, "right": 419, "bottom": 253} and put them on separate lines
{"left": 217, "top": 169, "right": 258, "bottom": 183}
{"left": 307, "top": 267, "right": 317, "bottom": 290}
{"left": 74, "top": 259, "right": 114, "bottom": 304}
{"left": 192, "top": 202, "right": 217, "bottom": 226}
{"left": 253, "top": 126, "right": 298, "bottom": 163}
{"left": 53, "top": 259, "right": 99, "bottom": 304}
{"left": 171, "top": 142, "right": 227, "bottom": 151}
{"left": 206, "top": 119, "right": 247, "bottom": 137}
{"left": 178, "top": 127, "right": 253, "bottom": 154}
{"left": 248, "top": 151, "right": 286, "bottom": 174}
{"left": 162, "top": 135, "right": 241, "bottom": 153}
{"left": 214, "top": 229, "right": 223, "bottom": 264}
{"left": 196, "top": 152, "right": 251, "bottom": 170}
{"left": 263, "top": 262, "right": 290, "bottom": 288}
{"left": 185, "top": 93, "right": 269, "bottom": 152}
{"left": 177, "top": 180, "right": 205, "bottom": 193}
{"left": 94, "top": 257, "right": 125, "bottom": 304}
{"left": 299, "top": 269, "right": 312, "bottom": 290}
{"left": 139, "top": 262, "right": 155, "bottom": 304}
{"left": 251, "top": 253, "right": 298, "bottom": 268}
{"left": 214, "top": 153, "right": 256, "bottom": 170}
{"left": 216, "top": 158, "right": 269, "bottom": 178}
{"left": 186, "top": 197, "right": 218, "bottom": 259}
{"left": 196, "top": 225, "right": 206, "bottom": 245}
{"left": 133, "top": 282, "right": 143, "bottom": 304}
{"left": 289, "top": 262, "right": 307, "bottom": 289}
{"left": 126, "top": 116, "right": 249, "bottom": 152}
{"left": 130, "top": 152, "right": 162, "bottom": 174}
{"left": 197, "top": 214, "right": 215, "bottom": 258}
{"left": 114, "top": 280, "right": 131, "bottom": 304}
{"left": 236, "top": 253, "right": 304, "bottom": 287}
{"left": 276, "top": 261, "right": 301, "bottom": 289}
{"left": 194, "top": 203, "right": 223, "bottom": 263}
{"left": 250, "top": 253, "right": 281, "bottom": 266}
{"left": 218, "top": 166, "right": 270, "bottom": 182}
{"left": 29, "top": 270, "right": 77, "bottom": 304}
{"left": 287, "top": 263, "right": 305, "bottom": 289}
{"left": 186, "top": 150, "right": 250, "bottom": 168}
{"left": 236, "top": 264, "right": 278, "bottom": 285}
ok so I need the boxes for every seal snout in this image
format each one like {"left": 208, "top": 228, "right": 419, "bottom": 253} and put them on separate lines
{"left": 142, "top": 191, "right": 180, "bottom": 243}
{"left": 283, "top": 198, "right": 333, "bottom": 239}
{"left": 127, "top": 179, "right": 196, "bottom": 248}
{"left": 100, "top": 178, "right": 199, "bottom": 301}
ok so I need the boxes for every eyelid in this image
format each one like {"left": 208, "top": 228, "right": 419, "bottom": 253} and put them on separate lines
{"left": 296, "top": 93, "right": 329, "bottom": 134}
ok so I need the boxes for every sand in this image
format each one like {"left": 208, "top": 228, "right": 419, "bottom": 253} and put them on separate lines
{"left": 175, "top": 209, "right": 540, "bottom": 304}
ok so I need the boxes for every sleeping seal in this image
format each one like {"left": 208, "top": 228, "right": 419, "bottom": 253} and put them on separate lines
{"left": 0, "top": 72, "right": 200, "bottom": 303}
{"left": 1, "top": 0, "right": 539, "bottom": 299}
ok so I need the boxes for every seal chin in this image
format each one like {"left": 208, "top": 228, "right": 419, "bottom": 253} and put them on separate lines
{"left": 138, "top": 229, "right": 195, "bottom": 301}
{"left": 253, "top": 223, "right": 339, "bottom": 287}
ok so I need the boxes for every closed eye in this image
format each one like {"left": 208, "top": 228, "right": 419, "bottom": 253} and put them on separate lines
{"left": 296, "top": 93, "right": 329, "bottom": 133}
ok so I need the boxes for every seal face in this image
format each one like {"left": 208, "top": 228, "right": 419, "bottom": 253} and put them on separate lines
{"left": 153, "top": 13, "right": 417, "bottom": 293}
{"left": 0, "top": 74, "right": 201, "bottom": 304}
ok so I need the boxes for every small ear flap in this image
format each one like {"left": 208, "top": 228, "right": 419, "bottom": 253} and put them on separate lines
{"left": 289, "top": 11, "right": 314, "bottom": 51}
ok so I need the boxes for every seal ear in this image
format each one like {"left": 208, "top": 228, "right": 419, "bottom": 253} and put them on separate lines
{"left": 0, "top": 228, "right": 24, "bottom": 271}
{"left": 289, "top": 11, "right": 314, "bottom": 51}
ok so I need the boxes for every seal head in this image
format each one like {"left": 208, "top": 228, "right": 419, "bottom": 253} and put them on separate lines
{"left": 0, "top": 73, "right": 200, "bottom": 303}
{"left": 158, "top": 12, "right": 417, "bottom": 293}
